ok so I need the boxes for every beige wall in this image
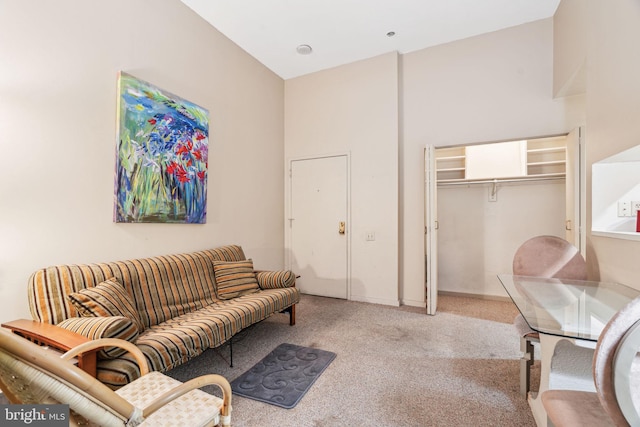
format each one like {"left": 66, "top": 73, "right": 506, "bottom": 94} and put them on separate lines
{"left": 401, "top": 19, "right": 586, "bottom": 306}
{"left": 5, "top": 0, "right": 635, "bottom": 321}
{"left": 283, "top": 19, "right": 586, "bottom": 307}
{"left": 577, "top": 0, "right": 640, "bottom": 287}
{"left": 0, "top": 0, "right": 285, "bottom": 323}
{"left": 284, "top": 52, "right": 399, "bottom": 305}
{"left": 553, "top": 0, "right": 587, "bottom": 97}
{"left": 438, "top": 182, "right": 566, "bottom": 297}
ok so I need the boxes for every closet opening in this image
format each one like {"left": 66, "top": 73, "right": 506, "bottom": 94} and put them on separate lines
{"left": 425, "top": 129, "right": 584, "bottom": 313}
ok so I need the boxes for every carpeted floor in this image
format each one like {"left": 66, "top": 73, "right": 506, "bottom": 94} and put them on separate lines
{"left": 0, "top": 294, "right": 539, "bottom": 425}
{"left": 166, "top": 294, "right": 539, "bottom": 426}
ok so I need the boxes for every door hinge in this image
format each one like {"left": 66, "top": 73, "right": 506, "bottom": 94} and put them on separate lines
{"left": 425, "top": 221, "right": 439, "bottom": 233}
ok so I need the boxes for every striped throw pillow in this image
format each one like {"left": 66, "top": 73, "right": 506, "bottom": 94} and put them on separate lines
{"left": 57, "top": 316, "right": 139, "bottom": 359}
{"left": 213, "top": 259, "right": 260, "bottom": 300}
{"left": 68, "top": 278, "right": 145, "bottom": 332}
{"left": 256, "top": 270, "right": 296, "bottom": 289}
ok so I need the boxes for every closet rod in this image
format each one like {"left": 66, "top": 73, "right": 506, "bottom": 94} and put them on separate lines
{"left": 437, "top": 175, "right": 565, "bottom": 187}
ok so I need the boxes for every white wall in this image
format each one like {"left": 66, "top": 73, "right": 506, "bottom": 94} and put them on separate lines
{"left": 284, "top": 52, "right": 399, "bottom": 305}
{"left": 401, "top": 18, "right": 586, "bottom": 306}
{"left": 4, "top": 0, "right": 623, "bottom": 323}
{"left": 438, "top": 182, "right": 566, "bottom": 297}
{"left": 553, "top": 0, "right": 587, "bottom": 97}
{"left": 284, "top": 19, "right": 587, "bottom": 307}
{"left": 0, "top": 0, "right": 285, "bottom": 323}
{"left": 574, "top": 0, "right": 640, "bottom": 286}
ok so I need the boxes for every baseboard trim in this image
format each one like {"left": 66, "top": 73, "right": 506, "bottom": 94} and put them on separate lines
{"left": 438, "top": 290, "right": 512, "bottom": 303}
{"left": 400, "top": 299, "right": 426, "bottom": 308}
{"left": 350, "top": 295, "right": 400, "bottom": 307}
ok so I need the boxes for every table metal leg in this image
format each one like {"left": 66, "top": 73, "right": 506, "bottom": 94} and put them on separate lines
{"left": 528, "top": 333, "right": 559, "bottom": 426}
{"left": 520, "top": 336, "right": 534, "bottom": 398}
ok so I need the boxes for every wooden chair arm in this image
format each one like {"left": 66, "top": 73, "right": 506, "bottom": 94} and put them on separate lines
{"left": 1, "top": 319, "right": 100, "bottom": 376}
{"left": 2, "top": 319, "right": 90, "bottom": 349}
{"left": 62, "top": 338, "right": 150, "bottom": 376}
{"left": 142, "top": 374, "right": 232, "bottom": 426}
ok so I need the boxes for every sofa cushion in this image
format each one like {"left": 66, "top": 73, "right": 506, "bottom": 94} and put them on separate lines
{"left": 57, "top": 316, "right": 139, "bottom": 359}
{"left": 199, "top": 245, "right": 247, "bottom": 263}
{"left": 94, "top": 286, "right": 301, "bottom": 388}
{"left": 68, "top": 278, "right": 145, "bottom": 332}
{"left": 256, "top": 270, "right": 296, "bottom": 289}
{"left": 27, "top": 247, "right": 241, "bottom": 327}
{"left": 213, "top": 259, "right": 260, "bottom": 300}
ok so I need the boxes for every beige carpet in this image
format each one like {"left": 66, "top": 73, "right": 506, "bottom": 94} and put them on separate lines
{"left": 167, "top": 294, "right": 539, "bottom": 426}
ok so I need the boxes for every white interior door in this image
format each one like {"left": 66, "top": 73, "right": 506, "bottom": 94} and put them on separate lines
{"left": 425, "top": 146, "right": 438, "bottom": 315}
{"left": 565, "top": 127, "right": 586, "bottom": 256}
{"left": 289, "top": 155, "right": 348, "bottom": 299}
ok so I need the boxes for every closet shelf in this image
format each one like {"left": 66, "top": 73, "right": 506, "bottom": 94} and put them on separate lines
{"left": 436, "top": 155, "right": 465, "bottom": 161}
{"left": 437, "top": 167, "right": 465, "bottom": 172}
{"left": 437, "top": 173, "right": 565, "bottom": 186}
{"left": 527, "top": 160, "right": 566, "bottom": 166}
{"left": 435, "top": 136, "right": 567, "bottom": 184}
{"left": 527, "top": 147, "right": 565, "bottom": 154}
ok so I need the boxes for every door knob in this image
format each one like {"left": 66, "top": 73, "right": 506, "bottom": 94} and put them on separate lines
{"left": 339, "top": 221, "right": 345, "bottom": 234}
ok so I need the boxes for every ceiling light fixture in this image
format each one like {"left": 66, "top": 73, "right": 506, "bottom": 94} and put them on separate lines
{"left": 386, "top": 31, "right": 396, "bottom": 37}
{"left": 296, "top": 44, "right": 313, "bottom": 55}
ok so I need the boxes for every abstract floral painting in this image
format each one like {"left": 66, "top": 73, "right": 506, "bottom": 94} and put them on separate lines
{"left": 115, "top": 72, "right": 209, "bottom": 223}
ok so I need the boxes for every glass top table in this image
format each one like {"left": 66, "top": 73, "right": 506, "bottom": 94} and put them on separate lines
{"left": 498, "top": 274, "right": 640, "bottom": 341}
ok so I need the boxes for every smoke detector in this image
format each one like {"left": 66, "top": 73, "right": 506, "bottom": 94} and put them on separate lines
{"left": 296, "top": 44, "right": 313, "bottom": 55}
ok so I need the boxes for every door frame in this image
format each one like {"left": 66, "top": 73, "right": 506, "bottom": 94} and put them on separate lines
{"left": 285, "top": 152, "right": 352, "bottom": 300}
{"left": 424, "top": 146, "right": 438, "bottom": 314}
{"left": 576, "top": 127, "right": 587, "bottom": 258}
{"left": 424, "top": 129, "right": 586, "bottom": 313}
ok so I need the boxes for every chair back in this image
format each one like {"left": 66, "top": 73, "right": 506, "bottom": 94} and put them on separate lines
{"left": 613, "top": 320, "right": 640, "bottom": 425}
{"left": 513, "top": 235, "right": 587, "bottom": 280}
{"left": 0, "top": 329, "right": 134, "bottom": 426}
{"left": 594, "top": 296, "right": 640, "bottom": 426}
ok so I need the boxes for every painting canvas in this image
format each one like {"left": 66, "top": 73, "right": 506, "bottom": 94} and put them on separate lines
{"left": 115, "top": 72, "right": 209, "bottom": 223}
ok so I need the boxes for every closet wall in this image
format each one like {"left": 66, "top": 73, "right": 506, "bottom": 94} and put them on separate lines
{"left": 435, "top": 138, "right": 568, "bottom": 298}
{"left": 400, "top": 18, "right": 586, "bottom": 306}
{"left": 438, "top": 181, "right": 565, "bottom": 297}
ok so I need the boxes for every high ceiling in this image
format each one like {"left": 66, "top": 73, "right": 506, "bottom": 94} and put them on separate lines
{"left": 181, "top": 0, "right": 560, "bottom": 80}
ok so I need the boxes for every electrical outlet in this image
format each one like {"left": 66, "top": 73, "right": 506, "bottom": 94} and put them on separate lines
{"left": 632, "top": 201, "right": 640, "bottom": 215}
{"left": 618, "top": 201, "right": 631, "bottom": 217}
{"left": 366, "top": 232, "right": 376, "bottom": 241}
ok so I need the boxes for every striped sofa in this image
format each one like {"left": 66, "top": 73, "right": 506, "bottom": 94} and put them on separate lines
{"left": 25, "top": 245, "right": 299, "bottom": 388}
